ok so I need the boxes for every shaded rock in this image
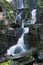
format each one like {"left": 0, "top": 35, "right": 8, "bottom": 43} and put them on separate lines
{"left": 9, "top": 61, "right": 19, "bottom": 65}
{"left": 15, "top": 28, "right": 23, "bottom": 38}
{"left": 5, "top": 35, "right": 18, "bottom": 49}
{"left": 5, "top": 28, "right": 16, "bottom": 37}
{"left": 14, "top": 46, "right": 22, "bottom": 54}
{"left": 4, "top": 28, "right": 23, "bottom": 49}
{"left": 16, "top": 19, "right": 22, "bottom": 27}
{"left": 24, "top": 33, "right": 30, "bottom": 50}
{"left": 0, "top": 5, "right": 3, "bottom": 12}
{"left": 28, "top": 0, "right": 37, "bottom": 10}
{"left": 5, "top": 28, "right": 23, "bottom": 38}
{"left": 28, "top": 32, "right": 38, "bottom": 47}
{"left": 36, "top": 8, "right": 43, "bottom": 24}
{"left": 0, "top": 38, "right": 6, "bottom": 56}
{"left": 40, "top": 26, "right": 43, "bottom": 40}
{"left": 0, "top": 28, "right": 23, "bottom": 55}
{"left": 24, "top": 32, "right": 38, "bottom": 49}
{"left": 10, "top": 23, "right": 21, "bottom": 28}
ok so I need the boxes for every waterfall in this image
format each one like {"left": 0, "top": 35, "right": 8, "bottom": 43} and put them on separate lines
{"left": 7, "top": 8, "right": 36, "bottom": 56}
{"left": 6, "top": 0, "right": 37, "bottom": 56}
{"left": 15, "top": 0, "right": 24, "bottom": 9}
{"left": 14, "top": 12, "right": 22, "bottom": 22}
{"left": 31, "top": 9, "right": 36, "bottom": 24}
{"left": 7, "top": 20, "right": 29, "bottom": 56}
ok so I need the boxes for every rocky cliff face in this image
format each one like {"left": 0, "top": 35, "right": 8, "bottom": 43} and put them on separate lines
{"left": 24, "top": 32, "right": 38, "bottom": 49}
{"left": 36, "top": 8, "right": 43, "bottom": 24}
{"left": 0, "top": 28, "right": 23, "bottom": 50}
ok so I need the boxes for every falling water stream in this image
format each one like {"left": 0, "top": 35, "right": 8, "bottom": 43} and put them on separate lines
{"left": 31, "top": 9, "right": 36, "bottom": 24}
{"left": 15, "top": 0, "right": 24, "bottom": 9}
{"left": 7, "top": 20, "right": 29, "bottom": 56}
{"left": 7, "top": 9, "right": 36, "bottom": 56}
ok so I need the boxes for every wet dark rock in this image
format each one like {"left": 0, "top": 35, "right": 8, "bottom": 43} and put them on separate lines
{"left": 0, "top": 20, "right": 4, "bottom": 25}
{"left": 24, "top": 33, "right": 30, "bottom": 50}
{"left": 5, "top": 28, "right": 23, "bottom": 38}
{"left": 36, "top": 8, "right": 43, "bottom": 24}
{"left": 40, "top": 26, "right": 43, "bottom": 40}
{"left": 9, "top": 61, "right": 19, "bottom": 65}
{"left": 0, "top": 41, "right": 6, "bottom": 55}
{"left": 0, "top": 32, "right": 18, "bottom": 50}
{"left": 10, "top": 23, "right": 21, "bottom": 28}
{"left": 5, "top": 28, "right": 23, "bottom": 48}
{"left": 15, "top": 28, "right": 23, "bottom": 38}
{"left": 5, "top": 29, "right": 16, "bottom": 37}
{"left": 5, "top": 36, "right": 18, "bottom": 49}
{"left": 16, "top": 19, "right": 22, "bottom": 27}
{"left": 28, "top": 32, "right": 38, "bottom": 47}
{"left": 28, "top": 0, "right": 37, "bottom": 10}
{"left": 14, "top": 46, "right": 22, "bottom": 54}
{"left": 0, "top": 5, "right": 3, "bottom": 12}
{"left": 24, "top": 32, "right": 38, "bottom": 49}
{"left": 0, "top": 28, "right": 23, "bottom": 50}
{"left": 29, "top": 26, "right": 40, "bottom": 41}
{"left": 38, "top": 26, "right": 43, "bottom": 49}
{"left": 0, "top": 34, "right": 6, "bottom": 55}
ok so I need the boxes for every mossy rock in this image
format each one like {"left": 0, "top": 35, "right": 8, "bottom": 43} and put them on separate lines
{"left": 21, "top": 8, "right": 31, "bottom": 21}
{"left": 39, "top": 40, "right": 43, "bottom": 49}
{"left": 37, "top": 0, "right": 43, "bottom": 8}
{"left": 36, "top": 8, "right": 43, "bottom": 24}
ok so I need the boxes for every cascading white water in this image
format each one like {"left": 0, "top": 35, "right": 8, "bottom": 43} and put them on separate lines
{"left": 31, "top": 9, "right": 36, "bottom": 24}
{"left": 6, "top": 0, "right": 12, "bottom": 3}
{"left": 15, "top": 12, "right": 22, "bottom": 22}
{"left": 7, "top": 20, "right": 29, "bottom": 56}
{"left": 15, "top": 0, "right": 24, "bottom": 9}
{"left": 7, "top": 9, "right": 36, "bottom": 56}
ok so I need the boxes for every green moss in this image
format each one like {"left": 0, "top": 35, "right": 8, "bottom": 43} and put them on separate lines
{"left": 0, "top": 56, "right": 33, "bottom": 65}
{"left": 36, "top": 8, "right": 43, "bottom": 24}
{"left": 39, "top": 40, "right": 43, "bottom": 49}
{"left": 19, "top": 55, "right": 33, "bottom": 65}
{"left": 0, "top": 60, "right": 12, "bottom": 65}
{"left": 22, "top": 8, "right": 31, "bottom": 21}
{"left": 29, "top": 24, "right": 35, "bottom": 31}
{"left": 37, "top": 0, "right": 43, "bottom": 8}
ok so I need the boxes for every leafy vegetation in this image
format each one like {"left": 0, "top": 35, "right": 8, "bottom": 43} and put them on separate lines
{"left": 22, "top": 8, "right": 31, "bottom": 21}
{"left": 0, "top": 56, "right": 33, "bottom": 65}
{"left": 37, "top": 0, "right": 43, "bottom": 24}
{"left": 0, "top": 60, "right": 12, "bottom": 65}
{"left": 37, "top": 0, "right": 43, "bottom": 8}
{"left": 1, "top": 0, "right": 14, "bottom": 23}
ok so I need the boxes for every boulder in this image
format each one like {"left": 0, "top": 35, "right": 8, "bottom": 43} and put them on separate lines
{"left": 24, "top": 32, "right": 38, "bottom": 49}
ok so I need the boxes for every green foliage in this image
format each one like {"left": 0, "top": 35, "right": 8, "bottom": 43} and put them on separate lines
{"left": 2, "top": 0, "right": 13, "bottom": 11}
{"left": 39, "top": 40, "right": 43, "bottom": 49}
{"left": 37, "top": 1, "right": 43, "bottom": 24}
{"left": 4, "top": 11, "right": 14, "bottom": 22}
{"left": 0, "top": 55, "right": 33, "bottom": 65}
{"left": 29, "top": 24, "right": 35, "bottom": 31}
{"left": 2, "top": 0, "right": 14, "bottom": 22}
{"left": 22, "top": 8, "right": 31, "bottom": 21}
{"left": 0, "top": 60, "right": 12, "bottom": 65}
{"left": 36, "top": 8, "right": 43, "bottom": 24}
{"left": 19, "top": 55, "right": 33, "bottom": 65}
{"left": 37, "top": 0, "right": 43, "bottom": 8}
